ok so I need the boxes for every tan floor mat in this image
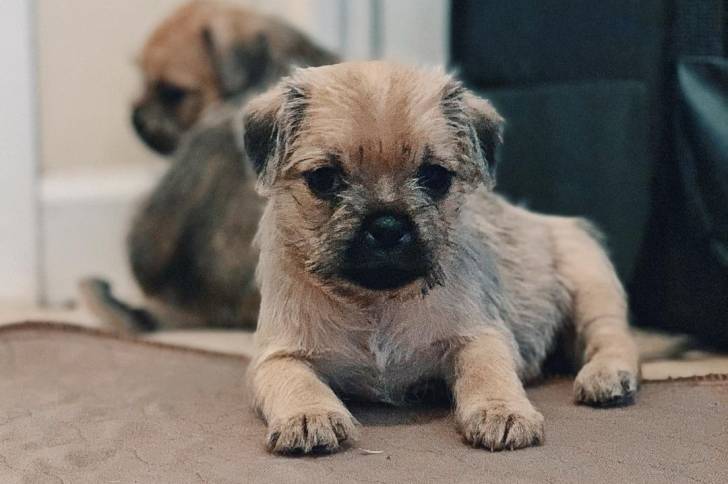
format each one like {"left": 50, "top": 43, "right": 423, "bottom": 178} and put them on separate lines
{"left": 0, "top": 322, "right": 726, "bottom": 483}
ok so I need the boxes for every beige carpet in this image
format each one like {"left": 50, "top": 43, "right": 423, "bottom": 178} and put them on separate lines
{"left": 1, "top": 322, "right": 726, "bottom": 484}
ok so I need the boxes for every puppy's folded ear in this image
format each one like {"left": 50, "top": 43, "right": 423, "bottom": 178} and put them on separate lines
{"left": 241, "top": 85, "right": 285, "bottom": 184}
{"left": 242, "top": 79, "right": 309, "bottom": 187}
{"left": 202, "top": 19, "right": 270, "bottom": 97}
{"left": 442, "top": 80, "right": 504, "bottom": 183}
{"left": 463, "top": 92, "right": 504, "bottom": 180}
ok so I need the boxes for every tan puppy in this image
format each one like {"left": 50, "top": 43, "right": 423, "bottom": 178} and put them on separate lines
{"left": 132, "top": 0, "right": 338, "bottom": 154}
{"left": 242, "top": 62, "right": 640, "bottom": 455}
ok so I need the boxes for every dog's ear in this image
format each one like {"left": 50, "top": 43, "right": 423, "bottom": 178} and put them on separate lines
{"left": 242, "top": 79, "right": 309, "bottom": 187}
{"left": 442, "top": 81, "right": 504, "bottom": 182}
{"left": 202, "top": 19, "right": 270, "bottom": 98}
{"left": 272, "top": 24, "right": 340, "bottom": 67}
{"left": 241, "top": 84, "right": 286, "bottom": 184}
{"left": 462, "top": 91, "right": 504, "bottom": 181}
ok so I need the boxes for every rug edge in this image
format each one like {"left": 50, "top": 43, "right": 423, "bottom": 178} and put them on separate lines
{"left": 0, "top": 320, "right": 251, "bottom": 362}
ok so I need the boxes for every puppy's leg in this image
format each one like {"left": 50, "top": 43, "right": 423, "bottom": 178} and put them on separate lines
{"left": 250, "top": 356, "right": 357, "bottom": 455}
{"left": 452, "top": 329, "right": 544, "bottom": 451}
{"left": 550, "top": 219, "right": 640, "bottom": 406}
{"left": 79, "top": 278, "right": 159, "bottom": 332}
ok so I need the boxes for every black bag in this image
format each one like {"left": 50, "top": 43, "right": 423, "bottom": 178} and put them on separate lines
{"left": 630, "top": 58, "right": 728, "bottom": 347}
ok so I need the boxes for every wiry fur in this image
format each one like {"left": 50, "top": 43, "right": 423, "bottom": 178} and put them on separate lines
{"left": 243, "top": 62, "right": 640, "bottom": 455}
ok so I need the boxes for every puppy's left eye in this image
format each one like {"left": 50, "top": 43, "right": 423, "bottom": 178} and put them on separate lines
{"left": 303, "top": 167, "right": 344, "bottom": 199}
{"left": 416, "top": 164, "right": 453, "bottom": 199}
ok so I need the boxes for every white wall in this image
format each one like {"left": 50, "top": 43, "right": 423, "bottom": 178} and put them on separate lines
{"left": 38, "top": 0, "right": 184, "bottom": 172}
{"left": 0, "top": 0, "right": 38, "bottom": 305}
{"left": 381, "top": 0, "right": 449, "bottom": 66}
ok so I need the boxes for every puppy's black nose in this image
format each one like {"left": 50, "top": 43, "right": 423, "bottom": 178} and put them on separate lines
{"left": 363, "top": 212, "right": 414, "bottom": 250}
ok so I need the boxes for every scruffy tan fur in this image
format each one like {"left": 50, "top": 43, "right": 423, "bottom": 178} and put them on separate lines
{"left": 242, "top": 62, "right": 640, "bottom": 455}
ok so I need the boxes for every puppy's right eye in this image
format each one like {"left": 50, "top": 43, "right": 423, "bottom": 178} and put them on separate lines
{"left": 157, "top": 82, "right": 187, "bottom": 106}
{"left": 416, "top": 164, "right": 453, "bottom": 199}
{"left": 303, "top": 167, "right": 344, "bottom": 199}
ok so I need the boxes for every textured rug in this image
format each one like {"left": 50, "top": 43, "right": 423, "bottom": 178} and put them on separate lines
{"left": 0, "top": 322, "right": 726, "bottom": 484}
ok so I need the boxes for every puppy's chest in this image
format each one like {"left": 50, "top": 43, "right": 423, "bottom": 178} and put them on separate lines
{"left": 314, "top": 325, "right": 449, "bottom": 405}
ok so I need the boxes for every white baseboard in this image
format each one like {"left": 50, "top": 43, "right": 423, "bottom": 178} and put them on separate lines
{"left": 39, "top": 163, "right": 166, "bottom": 306}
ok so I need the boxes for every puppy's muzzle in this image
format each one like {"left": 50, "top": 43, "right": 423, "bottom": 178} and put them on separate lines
{"left": 132, "top": 105, "right": 180, "bottom": 155}
{"left": 340, "top": 211, "right": 429, "bottom": 290}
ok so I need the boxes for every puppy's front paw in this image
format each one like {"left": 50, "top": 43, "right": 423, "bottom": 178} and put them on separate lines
{"left": 266, "top": 410, "right": 358, "bottom": 455}
{"left": 574, "top": 358, "right": 639, "bottom": 407}
{"left": 458, "top": 400, "right": 544, "bottom": 451}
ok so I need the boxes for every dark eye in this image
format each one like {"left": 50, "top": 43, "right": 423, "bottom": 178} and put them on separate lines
{"left": 303, "top": 167, "right": 344, "bottom": 199}
{"left": 157, "top": 82, "right": 187, "bottom": 106}
{"left": 416, "top": 164, "right": 453, "bottom": 199}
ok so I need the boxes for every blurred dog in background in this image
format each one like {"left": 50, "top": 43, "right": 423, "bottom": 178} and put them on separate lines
{"left": 82, "top": 0, "right": 338, "bottom": 332}
{"left": 132, "top": 0, "right": 338, "bottom": 155}
{"left": 84, "top": 108, "right": 262, "bottom": 331}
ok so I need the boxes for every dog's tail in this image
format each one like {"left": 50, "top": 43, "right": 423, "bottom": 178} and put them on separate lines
{"left": 79, "top": 277, "right": 159, "bottom": 333}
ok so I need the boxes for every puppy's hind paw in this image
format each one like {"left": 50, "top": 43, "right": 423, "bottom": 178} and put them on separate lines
{"left": 266, "top": 410, "right": 358, "bottom": 456}
{"left": 574, "top": 359, "right": 639, "bottom": 407}
{"left": 458, "top": 400, "right": 544, "bottom": 451}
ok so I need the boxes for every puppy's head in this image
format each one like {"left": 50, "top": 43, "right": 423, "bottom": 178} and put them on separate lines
{"left": 243, "top": 62, "right": 503, "bottom": 301}
{"left": 133, "top": 1, "right": 338, "bottom": 155}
